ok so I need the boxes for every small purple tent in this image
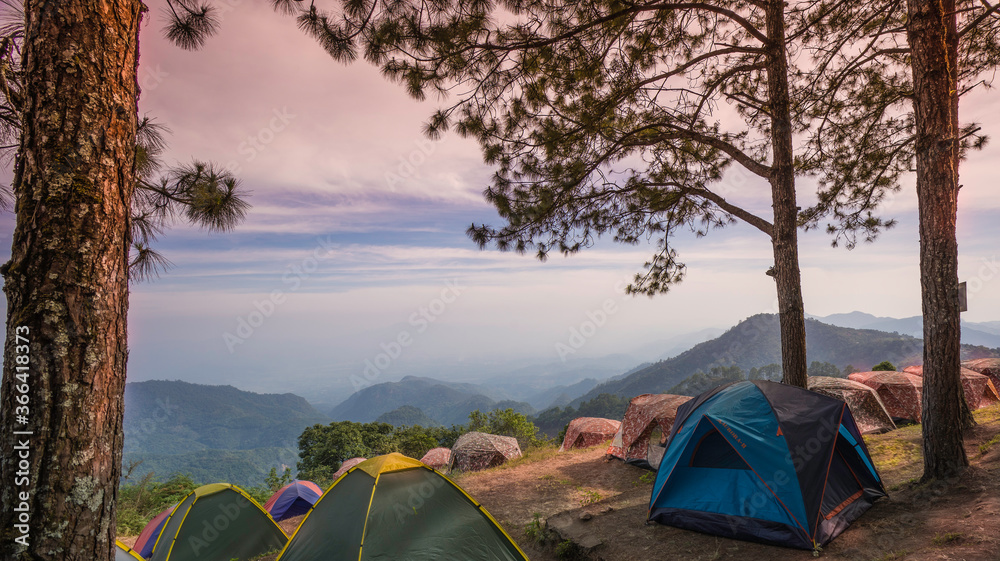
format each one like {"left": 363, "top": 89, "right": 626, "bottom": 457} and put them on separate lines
{"left": 263, "top": 480, "right": 323, "bottom": 521}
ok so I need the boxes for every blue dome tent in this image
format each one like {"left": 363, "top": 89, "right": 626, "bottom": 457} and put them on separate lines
{"left": 648, "top": 380, "right": 887, "bottom": 550}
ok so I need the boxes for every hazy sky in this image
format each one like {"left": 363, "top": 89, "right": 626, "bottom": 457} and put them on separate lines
{"left": 2, "top": 1, "right": 998, "bottom": 401}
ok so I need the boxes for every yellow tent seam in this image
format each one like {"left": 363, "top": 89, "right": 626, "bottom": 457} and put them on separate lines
{"left": 116, "top": 539, "right": 144, "bottom": 561}
{"left": 357, "top": 472, "right": 380, "bottom": 561}
{"left": 164, "top": 495, "right": 199, "bottom": 561}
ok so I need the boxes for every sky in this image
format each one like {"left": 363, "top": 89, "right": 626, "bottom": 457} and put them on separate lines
{"left": 2, "top": 1, "right": 999, "bottom": 404}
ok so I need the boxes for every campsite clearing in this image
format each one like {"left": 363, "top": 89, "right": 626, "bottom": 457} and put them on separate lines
{"left": 455, "top": 404, "right": 1000, "bottom": 561}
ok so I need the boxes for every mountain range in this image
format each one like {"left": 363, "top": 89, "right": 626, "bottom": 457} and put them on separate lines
{"left": 327, "top": 376, "right": 535, "bottom": 425}
{"left": 123, "top": 380, "right": 329, "bottom": 485}
{"left": 571, "top": 313, "right": 1000, "bottom": 406}
{"left": 123, "top": 312, "right": 999, "bottom": 485}
{"left": 809, "top": 312, "right": 1000, "bottom": 348}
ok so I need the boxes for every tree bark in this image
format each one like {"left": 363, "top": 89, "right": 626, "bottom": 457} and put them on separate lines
{"left": 0, "top": 2, "right": 142, "bottom": 559}
{"left": 764, "top": 0, "right": 809, "bottom": 389}
{"left": 906, "top": 0, "right": 970, "bottom": 481}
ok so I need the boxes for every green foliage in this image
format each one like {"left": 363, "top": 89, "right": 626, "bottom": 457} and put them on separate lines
{"left": 633, "top": 472, "right": 656, "bottom": 487}
{"left": 123, "top": 447, "right": 298, "bottom": 488}
{"left": 297, "top": 421, "right": 397, "bottom": 483}
{"left": 808, "top": 361, "right": 842, "bottom": 378}
{"left": 467, "top": 408, "right": 545, "bottom": 448}
{"left": 978, "top": 434, "right": 1000, "bottom": 456}
{"left": 843, "top": 364, "right": 859, "bottom": 376}
{"left": 578, "top": 488, "right": 601, "bottom": 506}
{"left": 524, "top": 513, "right": 548, "bottom": 543}
{"left": 932, "top": 533, "right": 963, "bottom": 545}
{"left": 555, "top": 540, "right": 583, "bottom": 560}
{"left": 296, "top": 421, "right": 463, "bottom": 486}
{"left": 670, "top": 366, "right": 745, "bottom": 396}
{"left": 116, "top": 473, "right": 198, "bottom": 535}
{"left": 748, "top": 364, "right": 782, "bottom": 381}
{"left": 872, "top": 361, "right": 897, "bottom": 372}
{"left": 266, "top": 467, "right": 292, "bottom": 492}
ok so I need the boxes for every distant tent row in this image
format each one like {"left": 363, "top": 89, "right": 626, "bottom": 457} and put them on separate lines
{"left": 964, "top": 358, "right": 1000, "bottom": 388}
{"left": 849, "top": 371, "right": 923, "bottom": 423}
{"left": 129, "top": 452, "right": 526, "bottom": 561}
{"left": 808, "top": 376, "right": 896, "bottom": 434}
{"left": 903, "top": 364, "right": 1000, "bottom": 410}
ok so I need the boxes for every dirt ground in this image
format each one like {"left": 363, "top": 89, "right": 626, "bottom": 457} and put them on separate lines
{"left": 454, "top": 405, "right": 1000, "bottom": 561}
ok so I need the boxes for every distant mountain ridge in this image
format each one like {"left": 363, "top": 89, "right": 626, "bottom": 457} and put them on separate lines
{"left": 810, "top": 311, "right": 1000, "bottom": 348}
{"left": 571, "top": 314, "right": 1000, "bottom": 406}
{"left": 328, "top": 375, "right": 535, "bottom": 425}
{"left": 123, "top": 380, "right": 329, "bottom": 485}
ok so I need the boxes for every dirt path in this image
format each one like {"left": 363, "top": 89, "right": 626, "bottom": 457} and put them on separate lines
{"left": 455, "top": 406, "right": 1000, "bottom": 561}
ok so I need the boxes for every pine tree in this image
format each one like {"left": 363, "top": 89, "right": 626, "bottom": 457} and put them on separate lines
{"left": 793, "top": 0, "right": 999, "bottom": 480}
{"left": 0, "top": 1, "right": 246, "bottom": 559}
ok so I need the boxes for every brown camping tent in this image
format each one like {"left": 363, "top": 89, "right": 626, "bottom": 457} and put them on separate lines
{"left": 558, "top": 417, "right": 621, "bottom": 451}
{"left": 607, "top": 394, "right": 692, "bottom": 470}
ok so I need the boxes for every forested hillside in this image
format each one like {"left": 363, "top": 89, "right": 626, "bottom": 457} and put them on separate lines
{"left": 572, "top": 314, "right": 999, "bottom": 405}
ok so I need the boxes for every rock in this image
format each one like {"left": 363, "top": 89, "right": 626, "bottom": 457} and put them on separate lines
{"left": 547, "top": 511, "right": 605, "bottom": 555}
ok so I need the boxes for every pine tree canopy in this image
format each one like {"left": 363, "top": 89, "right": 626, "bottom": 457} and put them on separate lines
{"left": 0, "top": 0, "right": 250, "bottom": 281}
{"left": 268, "top": 0, "right": 998, "bottom": 294}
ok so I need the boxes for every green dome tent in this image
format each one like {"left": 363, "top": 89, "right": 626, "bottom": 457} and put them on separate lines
{"left": 148, "top": 483, "right": 288, "bottom": 561}
{"left": 115, "top": 540, "right": 143, "bottom": 561}
{"left": 276, "top": 453, "right": 528, "bottom": 561}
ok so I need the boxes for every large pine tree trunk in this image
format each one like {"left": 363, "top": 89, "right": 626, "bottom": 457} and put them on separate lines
{"left": 906, "top": 0, "right": 970, "bottom": 481}
{"left": 764, "top": 0, "right": 809, "bottom": 389}
{"left": 0, "top": 2, "right": 142, "bottom": 559}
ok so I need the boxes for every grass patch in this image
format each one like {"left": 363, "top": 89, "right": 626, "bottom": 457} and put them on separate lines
{"left": 555, "top": 540, "right": 584, "bottom": 560}
{"left": 867, "top": 438, "right": 921, "bottom": 470}
{"left": 932, "top": 532, "right": 963, "bottom": 545}
{"left": 978, "top": 434, "right": 1000, "bottom": 456}
{"left": 524, "top": 513, "right": 548, "bottom": 543}
{"left": 632, "top": 472, "right": 655, "bottom": 487}
{"left": 578, "top": 488, "right": 601, "bottom": 506}
{"left": 972, "top": 402, "right": 1000, "bottom": 425}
